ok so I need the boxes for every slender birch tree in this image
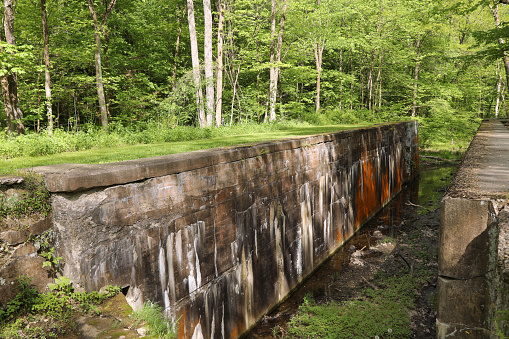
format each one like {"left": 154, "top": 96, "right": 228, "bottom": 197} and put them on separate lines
{"left": 1, "top": 0, "right": 24, "bottom": 135}
{"left": 215, "top": 0, "right": 225, "bottom": 127}
{"left": 171, "top": 3, "right": 187, "bottom": 91}
{"left": 86, "top": 0, "right": 117, "bottom": 129}
{"left": 187, "top": 0, "right": 205, "bottom": 127}
{"left": 489, "top": 1, "right": 509, "bottom": 102}
{"left": 411, "top": 34, "right": 421, "bottom": 117}
{"left": 41, "top": 0, "right": 53, "bottom": 135}
{"left": 203, "top": 0, "right": 214, "bottom": 126}
{"left": 268, "top": 0, "right": 287, "bottom": 122}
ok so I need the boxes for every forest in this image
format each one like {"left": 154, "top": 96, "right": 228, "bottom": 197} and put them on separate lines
{"left": 1, "top": 0, "right": 508, "bottom": 150}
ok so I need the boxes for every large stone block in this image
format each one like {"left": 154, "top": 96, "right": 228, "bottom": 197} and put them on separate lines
{"left": 437, "top": 276, "right": 490, "bottom": 331}
{"left": 439, "top": 197, "right": 496, "bottom": 279}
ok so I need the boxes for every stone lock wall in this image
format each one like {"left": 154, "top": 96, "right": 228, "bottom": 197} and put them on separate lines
{"left": 438, "top": 119, "right": 509, "bottom": 338}
{"left": 29, "top": 121, "right": 418, "bottom": 339}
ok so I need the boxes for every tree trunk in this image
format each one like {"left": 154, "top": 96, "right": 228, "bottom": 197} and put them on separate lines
{"left": 377, "top": 53, "right": 383, "bottom": 113}
{"left": 215, "top": 0, "right": 224, "bottom": 127}
{"left": 2, "top": 0, "right": 24, "bottom": 135}
{"left": 269, "top": 0, "right": 287, "bottom": 121}
{"left": 171, "top": 4, "right": 186, "bottom": 91}
{"left": 314, "top": 41, "right": 324, "bottom": 113}
{"left": 368, "top": 52, "right": 375, "bottom": 112}
{"left": 86, "top": 0, "right": 117, "bottom": 129}
{"left": 41, "top": 0, "right": 53, "bottom": 135}
{"left": 338, "top": 49, "right": 342, "bottom": 110}
{"left": 490, "top": 2, "right": 509, "bottom": 105}
{"left": 267, "top": 0, "right": 277, "bottom": 122}
{"left": 203, "top": 0, "right": 214, "bottom": 126}
{"left": 350, "top": 52, "right": 353, "bottom": 110}
{"left": 187, "top": 0, "right": 205, "bottom": 127}
{"left": 496, "top": 60, "right": 502, "bottom": 118}
{"left": 411, "top": 34, "right": 421, "bottom": 117}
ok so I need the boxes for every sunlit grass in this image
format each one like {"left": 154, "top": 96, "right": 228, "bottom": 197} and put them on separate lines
{"left": 0, "top": 124, "right": 371, "bottom": 175}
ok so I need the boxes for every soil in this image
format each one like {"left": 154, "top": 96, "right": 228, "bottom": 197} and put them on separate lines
{"left": 244, "top": 161, "right": 457, "bottom": 338}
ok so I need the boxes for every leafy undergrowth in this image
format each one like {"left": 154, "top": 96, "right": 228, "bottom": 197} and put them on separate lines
{"left": 0, "top": 276, "right": 177, "bottom": 339}
{"left": 132, "top": 301, "right": 178, "bottom": 339}
{"left": 0, "top": 277, "right": 120, "bottom": 339}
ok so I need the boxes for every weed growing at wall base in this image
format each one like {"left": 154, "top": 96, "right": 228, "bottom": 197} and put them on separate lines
{"left": 132, "top": 301, "right": 178, "bottom": 339}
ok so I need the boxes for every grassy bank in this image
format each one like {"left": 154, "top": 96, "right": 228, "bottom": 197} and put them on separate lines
{"left": 0, "top": 122, "right": 372, "bottom": 175}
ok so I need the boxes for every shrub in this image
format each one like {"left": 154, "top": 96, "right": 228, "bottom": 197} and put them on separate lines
{"left": 133, "top": 301, "right": 177, "bottom": 339}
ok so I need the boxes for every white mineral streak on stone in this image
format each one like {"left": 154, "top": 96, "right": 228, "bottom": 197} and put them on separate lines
{"left": 300, "top": 184, "right": 314, "bottom": 271}
{"left": 221, "top": 303, "right": 225, "bottom": 339}
{"left": 296, "top": 228, "right": 303, "bottom": 277}
{"left": 175, "top": 230, "right": 183, "bottom": 269}
{"left": 319, "top": 175, "right": 324, "bottom": 216}
{"left": 214, "top": 223, "right": 218, "bottom": 277}
{"left": 273, "top": 201, "right": 288, "bottom": 299}
{"left": 231, "top": 242, "right": 238, "bottom": 265}
{"left": 191, "top": 322, "right": 204, "bottom": 339}
{"left": 194, "top": 238, "right": 202, "bottom": 289}
{"left": 187, "top": 245, "right": 197, "bottom": 293}
{"left": 254, "top": 229, "right": 258, "bottom": 257}
{"left": 241, "top": 249, "right": 254, "bottom": 326}
{"left": 166, "top": 233, "right": 176, "bottom": 304}
{"left": 210, "top": 311, "right": 215, "bottom": 338}
{"left": 232, "top": 261, "right": 241, "bottom": 295}
{"left": 158, "top": 246, "right": 170, "bottom": 311}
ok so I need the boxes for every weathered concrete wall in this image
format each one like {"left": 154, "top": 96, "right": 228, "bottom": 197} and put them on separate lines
{"left": 32, "top": 121, "right": 418, "bottom": 339}
{"left": 437, "top": 119, "right": 509, "bottom": 338}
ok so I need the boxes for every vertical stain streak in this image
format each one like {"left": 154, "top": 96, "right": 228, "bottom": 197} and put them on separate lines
{"left": 300, "top": 184, "right": 314, "bottom": 273}
{"left": 166, "top": 233, "right": 176, "bottom": 305}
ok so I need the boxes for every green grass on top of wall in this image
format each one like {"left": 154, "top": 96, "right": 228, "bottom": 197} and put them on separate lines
{"left": 0, "top": 123, "right": 374, "bottom": 175}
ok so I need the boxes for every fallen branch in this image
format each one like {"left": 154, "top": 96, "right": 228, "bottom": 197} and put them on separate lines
{"left": 421, "top": 155, "right": 459, "bottom": 162}
{"left": 405, "top": 201, "right": 432, "bottom": 211}
{"left": 362, "top": 276, "right": 378, "bottom": 290}
{"left": 396, "top": 253, "right": 411, "bottom": 269}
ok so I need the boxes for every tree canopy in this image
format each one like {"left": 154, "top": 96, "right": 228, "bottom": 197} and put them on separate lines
{"left": 1, "top": 0, "right": 507, "bottom": 141}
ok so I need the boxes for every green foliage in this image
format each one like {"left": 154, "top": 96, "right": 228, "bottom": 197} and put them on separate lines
{"left": 0, "top": 171, "right": 51, "bottom": 219}
{"left": 285, "top": 273, "right": 422, "bottom": 338}
{"left": 0, "top": 277, "right": 39, "bottom": 323}
{"left": 133, "top": 301, "right": 178, "bottom": 339}
{"left": 40, "top": 247, "right": 62, "bottom": 273}
{"left": 418, "top": 107, "right": 481, "bottom": 151}
{"left": 1, "top": 0, "right": 498, "bottom": 139}
{"left": 494, "top": 310, "right": 509, "bottom": 339}
{"left": 0, "top": 276, "right": 121, "bottom": 339}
